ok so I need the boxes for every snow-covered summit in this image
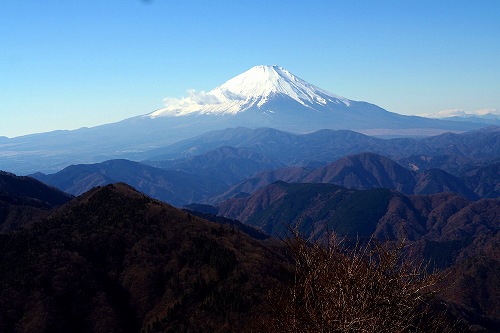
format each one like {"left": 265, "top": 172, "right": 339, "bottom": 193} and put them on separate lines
{"left": 149, "top": 65, "right": 351, "bottom": 117}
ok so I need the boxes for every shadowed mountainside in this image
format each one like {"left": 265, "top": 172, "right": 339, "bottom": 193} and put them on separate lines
{"left": 460, "top": 162, "right": 500, "bottom": 198}
{"left": 144, "top": 146, "right": 283, "bottom": 186}
{"left": 210, "top": 152, "right": 482, "bottom": 203}
{"left": 216, "top": 181, "right": 498, "bottom": 243}
{"left": 0, "top": 183, "right": 290, "bottom": 333}
{"left": 0, "top": 171, "right": 73, "bottom": 232}
{"left": 213, "top": 181, "right": 500, "bottom": 330}
{"left": 31, "top": 159, "right": 227, "bottom": 206}
{"left": 0, "top": 171, "right": 72, "bottom": 206}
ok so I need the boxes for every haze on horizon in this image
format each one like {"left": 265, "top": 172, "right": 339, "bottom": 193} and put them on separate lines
{"left": 1, "top": 0, "right": 499, "bottom": 138}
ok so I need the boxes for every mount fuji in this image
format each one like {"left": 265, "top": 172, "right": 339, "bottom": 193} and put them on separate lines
{"left": 150, "top": 65, "right": 351, "bottom": 117}
{"left": 144, "top": 65, "right": 477, "bottom": 133}
{"left": 0, "top": 65, "right": 485, "bottom": 174}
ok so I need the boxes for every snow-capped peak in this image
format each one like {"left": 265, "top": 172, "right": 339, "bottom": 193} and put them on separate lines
{"left": 149, "top": 65, "right": 351, "bottom": 117}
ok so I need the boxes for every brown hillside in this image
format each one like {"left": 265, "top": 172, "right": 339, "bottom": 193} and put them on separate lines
{"left": 0, "top": 183, "right": 290, "bottom": 333}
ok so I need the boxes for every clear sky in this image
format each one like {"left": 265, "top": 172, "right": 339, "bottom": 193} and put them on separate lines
{"left": 1, "top": 0, "right": 499, "bottom": 138}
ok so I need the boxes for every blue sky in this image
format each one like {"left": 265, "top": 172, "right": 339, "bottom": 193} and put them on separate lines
{"left": 1, "top": 0, "right": 499, "bottom": 137}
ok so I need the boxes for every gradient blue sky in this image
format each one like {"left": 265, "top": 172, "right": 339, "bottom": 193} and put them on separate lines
{"left": 1, "top": 0, "right": 499, "bottom": 137}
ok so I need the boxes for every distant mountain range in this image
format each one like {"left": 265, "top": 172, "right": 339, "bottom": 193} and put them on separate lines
{"left": 28, "top": 150, "right": 495, "bottom": 208}
{"left": 29, "top": 147, "right": 284, "bottom": 206}
{"left": 431, "top": 110, "right": 500, "bottom": 126}
{"left": 212, "top": 152, "right": 482, "bottom": 203}
{"left": 0, "top": 65, "right": 488, "bottom": 174}
{"left": 144, "top": 146, "right": 283, "bottom": 186}
{"left": 28, "top": 127, "right": 499, "bottom": 206}
{"left": 31, "top": 159, "right": 226, "bottom": 206}
{"left": 135, "top": 126, "right": 499, "bottom": 178}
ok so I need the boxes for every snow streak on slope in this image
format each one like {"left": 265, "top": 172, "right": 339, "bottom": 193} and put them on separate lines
{"left": 149, "top": 65, "right": 351, "bottom": 117}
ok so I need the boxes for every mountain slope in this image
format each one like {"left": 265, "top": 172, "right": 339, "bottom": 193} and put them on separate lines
{"left": 0, "top": 183, "right": 290, "bottom": 333}
{"left": 414, "top": 169, "right": 478, "bottom": 199}
{"left": 205, "top": 181, "right": 500, "bottom": 329}
{"left": 145, "top": 146, "right": 283, "bottom": 186}
{"left": 31, "top": 159, "right": 226, "bottom": 206}
{"left": 216, "top": 181, "right": 499, "bottom": 243}
{"left": 0, "top": 177, "right": 496, "bottom": 331}
{"left": 0, "top": 171, "right": 73, "bottom": 232}
{"left": 207, "top": 165, "right": 313, "bottom": 204}
{"left": 0, "top": 171, "right": 72, "bottom": 207}
{"left": 217, "top": 181, "right": 396, "bottom": 239}
{"left": 303, "top": 152, "right": 416, "bottom": 193}
{"left": 461, "top": 163, "right": 500, "bottom": 198}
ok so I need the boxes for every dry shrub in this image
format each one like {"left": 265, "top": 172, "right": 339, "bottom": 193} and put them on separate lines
{"left": 252, "top": 232, "right": 464, "bottom": 333}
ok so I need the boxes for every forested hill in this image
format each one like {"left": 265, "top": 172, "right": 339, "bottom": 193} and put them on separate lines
{"left": 0, "top": 183, "right": 289, "bottom": 333}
